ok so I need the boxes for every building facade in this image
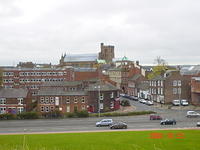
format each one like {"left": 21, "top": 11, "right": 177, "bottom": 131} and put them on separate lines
{"left": 191, "top": 77, "right": 200, "bottom": 106}
{"left": 37, "top": 89, "right": 88, "bottom": 113}
{"left": 86, "top": 82, "right": 120, "bottom": 113}
{"left": 0, "top": 88, "right": 30, "bottom": 114}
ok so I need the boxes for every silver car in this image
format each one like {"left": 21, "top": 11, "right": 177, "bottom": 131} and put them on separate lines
{"left": 186, "top": 111, "right": 200, "bottom": 117}
{"left": 96, "top": 119, "right": 113, "bottom": 127}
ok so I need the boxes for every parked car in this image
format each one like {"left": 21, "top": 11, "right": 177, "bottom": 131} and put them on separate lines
{"left": 150, "top": 114, "right": 162, "bottom": 120}
{"left": 120, "top": 93, "right": 125, "bottom": 97}
{"left": 181, "top": 99, "right": 189, "bottom": 106}
{"left": 139, "top": 99, "right": 146, "bottom": 104}
{"left": 130, "top": 96, "right": 138, "bottom": 101}
{"left": 172, "top": 100, "right": 181, "bottom": 106}
{"left": 197, "top": 122, "right": 200, "bottom": 127}
{"left": 186, "top": 111, "right": 200, "bottom": 117}
{"left": 110, "top": 122, "right": 127, "bottom": 129}
{"left": 146, "top": 101, "right": 154, "bottom": 105}
{"left": 160, "top": 119, "right": 176, "bottom": 125}
{"left": 96, "top": 119, "right": 113, "bottom": 127}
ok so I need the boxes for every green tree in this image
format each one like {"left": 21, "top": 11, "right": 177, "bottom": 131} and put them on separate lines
{"left": 147, "top": 56, "right": 168, "bottom": 79}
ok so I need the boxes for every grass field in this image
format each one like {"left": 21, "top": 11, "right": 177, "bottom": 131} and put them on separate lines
{"left": 0, "top": 130, "right": 199, "bottom": 150}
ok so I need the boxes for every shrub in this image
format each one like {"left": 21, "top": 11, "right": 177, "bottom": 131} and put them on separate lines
{"left": 41, "top": 111, "right": 64, "bottom": 119}
{"left": 65, "top": 112, "right": 75, "bottom": 118}
{"left": 120, "top": 100, "right": 130, "bottom": 106}
{"left": 76, "top": 110, "right": 89, "bottom": 118}
{"left": 0, "top": 113, "right": 17, "bottom": 120}
{"left": 17, "top": 112, "right": 39, "bottom": 119}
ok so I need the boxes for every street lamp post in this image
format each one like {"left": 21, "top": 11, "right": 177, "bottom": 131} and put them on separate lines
{"left": 98, "top": 85, "right": 101, "bottom": 117}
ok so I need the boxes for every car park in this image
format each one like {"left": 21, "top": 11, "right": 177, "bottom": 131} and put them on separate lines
{"left": 96, "top": 119, "right": 113, "bottom": 127}
{"left": 197, "top": 122, "right": 200, "bottom": 127}
{"left": 110, "top": 122, "right": 127, "bottom": 129}
{"left": 150, "top": 114, "right": 162, "bottom": 120}
{"left": 172, "top": 100, "right": 181, "bottom": 106}
{"left": 186, "top": 111, "right": 200, "bottom": 117}
{"left": 181, "top": 99, "right": 189, "bottom": 106}
{"left": 160, "top": 119, "right": 176, "bottom": 125}
{"left": 145, "top": 100, "right": 154, "bottom": 105}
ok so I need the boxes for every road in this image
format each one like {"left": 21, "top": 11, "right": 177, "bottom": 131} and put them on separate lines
{"left": 0, "top": 98, "right": 200, "bottom": 134}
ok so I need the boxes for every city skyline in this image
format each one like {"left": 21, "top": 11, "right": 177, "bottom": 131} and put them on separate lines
{"left": 1, "top": 0, "right": 200, "bottom": 66}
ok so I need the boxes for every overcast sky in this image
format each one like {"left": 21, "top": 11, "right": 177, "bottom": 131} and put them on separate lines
{"left": 0, "top": 0, "right": 200, "bottom": 66}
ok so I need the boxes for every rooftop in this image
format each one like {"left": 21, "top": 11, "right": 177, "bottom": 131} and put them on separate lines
{"left": 64, "top": 53, "right": 98, "bottom": 62}
{"left": 0, "top": 88, "right": 28, "bottom": 98}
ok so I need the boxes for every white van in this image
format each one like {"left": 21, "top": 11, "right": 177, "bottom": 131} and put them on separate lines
{"left": 181, "top": 99, "right": 189, "bottom": 106}
{"left": 172, "top": 100, "right": 181, "bottom": 106}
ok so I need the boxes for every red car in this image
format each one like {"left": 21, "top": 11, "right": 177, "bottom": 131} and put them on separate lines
{"left": 150, "top": 114, "right": 162, "bottom": 120}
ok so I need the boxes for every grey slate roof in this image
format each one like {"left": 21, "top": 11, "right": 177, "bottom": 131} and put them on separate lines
{"left": 37, "top": 89, "right": 87, "bottom": 96}
{"left": 151, "top": 75, "right": 165, "bottom": 81}
{"left": 64, "top": 53, "right": 98, "bottom": 62}
{"left": 129, "top": 74, "right": 142, "bottom": 81}
{"left": 180, "top": 65, "right": 200, "bottom": 75}
{"left": 0, "top": 88, "right": 28, "bottom": 98}
{"left": 40, "top": 81, "right": 83, "bottom": 87}
{"left": 86, "top": 82, "right": 119, "bottom": 91}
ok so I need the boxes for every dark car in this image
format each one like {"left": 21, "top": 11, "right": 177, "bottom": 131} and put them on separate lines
{"left": 130, "top": 96, "right": 138, "bottom": 101}
{"left": 160, "top": 119, "right": 176, "bottom": 125}
{"left": 110, "top": 122, "right": 127, "bottom": 129}
{"left": 150, "top": 114, "right": 162, "bottom": 120}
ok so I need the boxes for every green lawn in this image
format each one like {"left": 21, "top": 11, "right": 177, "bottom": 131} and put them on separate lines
{"left": 0, "top": 130, "right": 199, "bottom": 150}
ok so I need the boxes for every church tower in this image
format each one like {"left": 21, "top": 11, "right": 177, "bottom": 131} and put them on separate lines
{"left": 98, "top": 43, "right": 115, "bottom": 63}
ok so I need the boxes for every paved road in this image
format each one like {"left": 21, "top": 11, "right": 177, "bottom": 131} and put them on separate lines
{"left": 0, "top": 98, "right": 200, "bottom": 134}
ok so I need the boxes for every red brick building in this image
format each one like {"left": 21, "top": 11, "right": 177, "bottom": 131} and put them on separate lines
{"left": 86, "top": 82, "right": 120, "bottom": 113}
{"left": 148, "top": 70, "right": 191, "bottom": 104}
{"left": 127, "top": 74, "right": 146, "bottom": 97}
{"left": 37, "top": 89, "right": 88, "bottom": 113}
{"left": 2, "top": 66, "right": 74, "bottom": 97}
{"left": 0, "top": 88, "right": 30, "bottom": 114}
{"left": 191, "top": 77, "right": 200, "bottom": 106}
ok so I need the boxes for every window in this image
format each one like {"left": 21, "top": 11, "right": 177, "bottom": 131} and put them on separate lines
{"left": 17, "top": 107, "right": 24, "bottom": 113}
{"left": 81, "top": 105, "right": 85, "bottom": 110}
{"left": 154, "top": 81, "right": 157, "bottom": 87}
{"left": 0, "top": 98, "right": 6, "bottom": 105}
{"left": 99, "top": 93, "right": 104, "bottom": 100}
{"left": 17, "top": 98, "right": 23, "bottom": 105}
{"left": 50, "top": 106, "right": 54, "bottom": 111}
{"left": 66, "top": 106, "right": 70, "bottom": 112}
{"left": 110, "top": 92, "right": 114, "bottom": 98}
{"left": 81, "top": 97, "right": 85, "bottom": 103}
{"left": 173, "top": 88, "right": 177, "bottom": 94}
{"left": 45, "top": 97, "right": 49, "bottom": 104}
{"left": 45, "top": 106, "right": 49, "bottom": 112}
{"left": 40, "top": 106, "right": 44, "bottom": 112}
{"left": 50, "top": 97, "right": 54, "bottom": 104}
{"left": 173, "top": 80, "right": 177, "bottom": 86}
{"left": 160, "top": 81, "right": 163, "bottom": 87}
{"left": 66, "top": 97, "right": 70, "bottom": 103}
{"left": 74, "top": 97, "right": 78, "bottom": 103}
{"left": 157, "top": 81, "right": 160, "bottom": 86}
{"left": 178, "top": 87, "right": 181, "bottom": 94}
{"left": 178, "top": 80, "right": 181, "bottom": 86}
{"left": 157, "top": 88, "right": 160, "bottom": 94}
{"left": 0, "top": 107, "right": 6, "bottom": 114}
{"left": 40, "top": 97, "right": 44, "bottom": 103}
{"left": 160, "top": 88, "right": 163, "bottom": 95}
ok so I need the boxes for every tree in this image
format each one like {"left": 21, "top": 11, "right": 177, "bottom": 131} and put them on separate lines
{"left": 148, "top": 56, "right": 168, "bottom": 79}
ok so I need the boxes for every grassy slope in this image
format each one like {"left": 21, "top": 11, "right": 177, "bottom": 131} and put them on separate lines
{"left": 0, "top": 130, "right": 199, "bottom": 150}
